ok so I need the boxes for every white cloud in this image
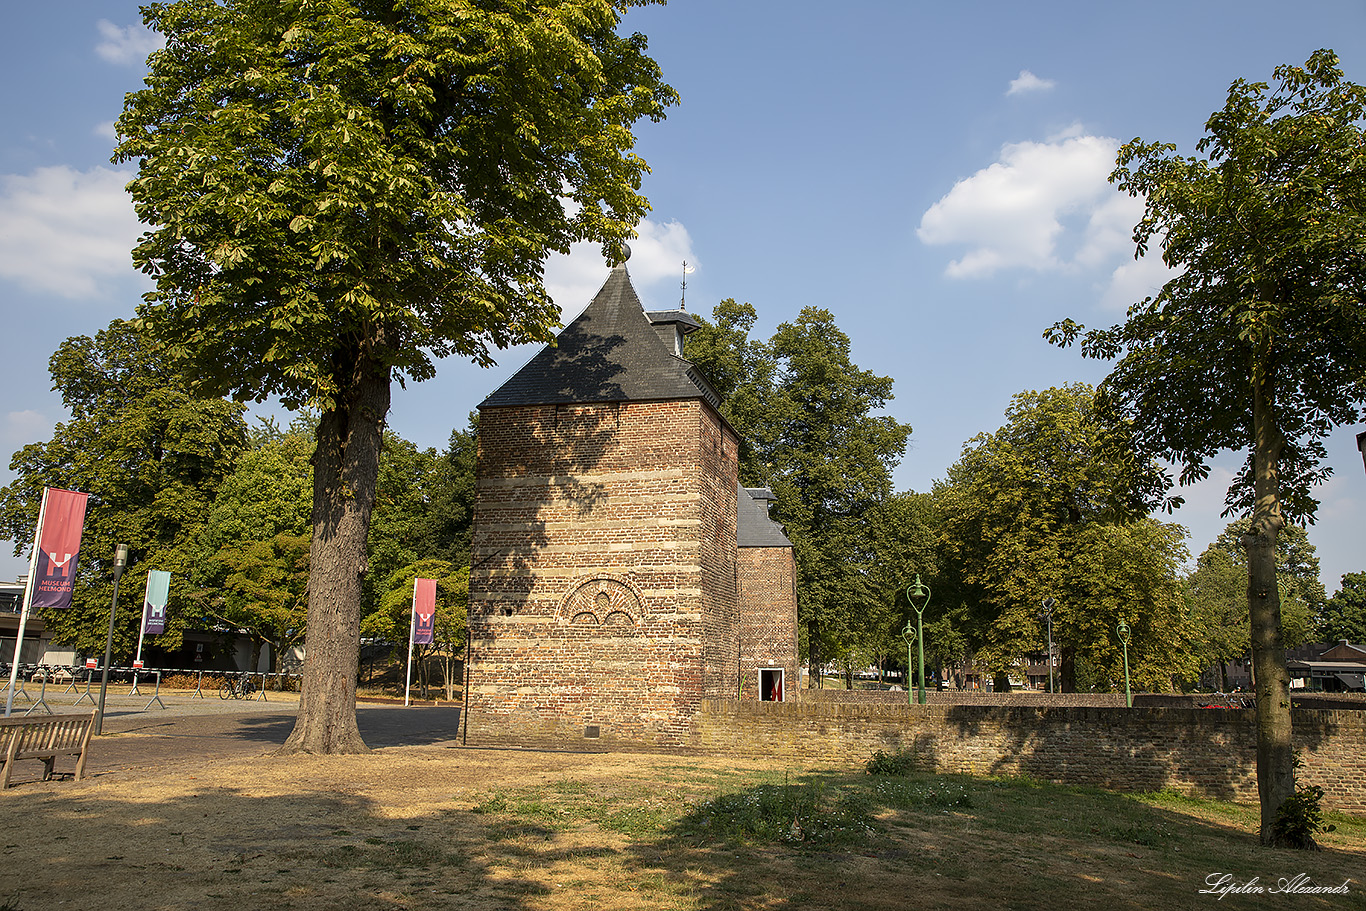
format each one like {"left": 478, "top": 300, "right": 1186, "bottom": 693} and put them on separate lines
{"left": 0, "top": 165, "right": 145, "bottom": 299}
{"left": 544, "top": 218, "right": 697, "bottom": 320}
{"left": 1007, "top": 70, "right": 1056, "bottom": 96}
{"left": 918, "top": 130, "right": 1184, "bottom": 306}
{"left": 93, "top": 121, "right": 117, "bottom": 141}
{"left": 95, "top": 20, "right": 163, "bottom": 66}
{"left": 919, "top": 132, "right": 1125, "bottom": 277}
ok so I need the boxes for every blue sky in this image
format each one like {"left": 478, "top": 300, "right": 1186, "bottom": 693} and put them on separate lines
{"left": 1, "top": 1, "right": 1363, "bottom": 595}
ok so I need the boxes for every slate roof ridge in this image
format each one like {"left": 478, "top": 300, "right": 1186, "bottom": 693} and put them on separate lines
{"left": 478, "top": 265, "right": 721, "bottom": 410}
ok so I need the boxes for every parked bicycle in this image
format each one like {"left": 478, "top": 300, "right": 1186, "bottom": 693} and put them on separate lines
{"left": 218, "top": 673, "right": 257, "bottom": 700}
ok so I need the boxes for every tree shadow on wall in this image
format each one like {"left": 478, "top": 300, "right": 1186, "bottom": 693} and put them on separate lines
{"left": 469, "top": 325, "right": 628, "bottom": 584}
{"left": 937, "top": 703, "right": 1337, "bottom": 803}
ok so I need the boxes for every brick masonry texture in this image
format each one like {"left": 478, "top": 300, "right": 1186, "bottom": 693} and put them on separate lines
{"left": 687, "top": 699, "right": 1366, "bottom": 815}
{"left": 468, "top": 399, "right": 773, "bottom": 748}
{"left": 738, "top": 546, "right": 800, "bottom": 703}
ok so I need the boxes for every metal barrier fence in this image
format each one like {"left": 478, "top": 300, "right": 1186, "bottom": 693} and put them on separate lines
{"left": 0, "top": 664, "right": 303, "bottom": 717}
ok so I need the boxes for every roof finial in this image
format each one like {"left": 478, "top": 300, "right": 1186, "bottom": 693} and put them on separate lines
{"left": 680, "top": 260, "right": 695, "bottom": 310}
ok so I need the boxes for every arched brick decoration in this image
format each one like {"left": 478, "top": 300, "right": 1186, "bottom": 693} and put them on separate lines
{"left": 560, "top": 575, "right": 642, "bottom": 627}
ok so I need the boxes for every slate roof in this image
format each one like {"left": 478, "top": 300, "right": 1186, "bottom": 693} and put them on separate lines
{"left": 737, "top": 486, "right": 793, "bottom": 548}
{"left": 479, "top": 265, "right": 721, "bottom": 410}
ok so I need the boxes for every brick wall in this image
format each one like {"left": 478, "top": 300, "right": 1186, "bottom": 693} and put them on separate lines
{"left": 697, "top": 408, "right": 739, "bottom": 698}
{"left": 688, "top": 699, "right": 1366, "bottom": 815}
{"left": 467, "top": 399, "right": 738, "bottom": 747}
{"left": 738, "top": 546, "right": 800, "bottom": 703}
{"left": 808, "top": 689, "right": 1127, "bottom": 707}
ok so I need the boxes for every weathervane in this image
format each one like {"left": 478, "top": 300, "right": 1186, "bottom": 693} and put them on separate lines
{"left": 680, "top": 260, "right": 695, "bottom": 309}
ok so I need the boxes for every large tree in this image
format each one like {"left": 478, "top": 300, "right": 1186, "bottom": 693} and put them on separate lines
{"left": 0, "top": 320, "right": 247, "bottom": 659}
{"left": 936, "top": 385, "right": 1189, "bottom": 691}
{"left": 192, "top": 426, "right": 314, "bottom": 672}
{"left": 114, "top": 0, "right": 676, "bottom": 753}
{"left": 1185, "top": 521, "right": 1321, "bottom": 691}
{"left": 1317, "top": 572, "right": 1366, "bottom": 644}
{"left": 1046, "top": 51, "right": 1366, "bottom": 844}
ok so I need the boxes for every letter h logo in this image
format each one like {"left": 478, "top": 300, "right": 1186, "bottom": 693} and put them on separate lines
{"left": 44, "top": 550, "right": 74, "bottom": 578}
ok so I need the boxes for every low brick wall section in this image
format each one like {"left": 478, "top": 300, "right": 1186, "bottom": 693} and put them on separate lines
{"left": 808, "top": 689, "right": 1126, "bottom": 707}
{"left": 687, "top": 699, "right": 1366, "bottom": 815}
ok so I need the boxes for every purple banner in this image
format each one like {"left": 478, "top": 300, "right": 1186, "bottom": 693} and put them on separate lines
{"left": 413, "top": 578, "right": 436, "bottom": 645}
{"left": 32, "top": 488, "right": 89, "bottom": 611}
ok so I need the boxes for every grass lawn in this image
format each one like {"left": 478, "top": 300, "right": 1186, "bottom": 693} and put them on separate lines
{"left": 1, "top": 745, "right": 1361, "bottom": 910}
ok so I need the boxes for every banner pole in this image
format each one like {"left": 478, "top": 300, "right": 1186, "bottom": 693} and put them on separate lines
{"left": 404, "top": 585, "right": 417, "bottom": 707}
{"left": 5, "top": 488, "right": 49, "bottom": 718}
{"left": 134, "top": 574, "right": 149, "bottom": 668}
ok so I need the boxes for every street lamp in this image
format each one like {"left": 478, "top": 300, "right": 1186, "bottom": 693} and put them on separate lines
{"left": 904, "top": 574, "right": 931, "bottom": 706}
{"left": 1040, "top": 597, "right": 1056, "bottom": 694}
{"left": 1116, "top": 619, "right": 1132, "bottom": 708}
{"left": 94, "top": 544, "right": 128, "bottom": 736}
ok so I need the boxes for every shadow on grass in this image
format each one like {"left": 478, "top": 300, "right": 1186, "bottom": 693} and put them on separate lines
{"left": 6, "top": 753, "right": 1361, "bottom": 911}
{"left": 620, "top": 769, "right": 1365, "bottom": 911}
{"left": 0, "top": 779, "right": 547, "bottom": 911}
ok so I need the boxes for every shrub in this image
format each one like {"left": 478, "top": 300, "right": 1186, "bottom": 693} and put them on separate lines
{"left": 866, "top": 749, "right": 919, "bottom": 776}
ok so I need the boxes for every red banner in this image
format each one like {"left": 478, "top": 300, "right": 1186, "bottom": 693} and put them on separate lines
{"left": 32, "top": 488, "right": 89, "bottom": 611}
{"left": 413, "top": 578, "right": 436, "bottom": 645}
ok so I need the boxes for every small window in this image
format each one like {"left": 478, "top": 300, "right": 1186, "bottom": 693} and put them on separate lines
{"left": 760, "top": 668, "right": 784, "bottom": 702}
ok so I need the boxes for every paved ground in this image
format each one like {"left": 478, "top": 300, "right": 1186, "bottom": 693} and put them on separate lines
{"left": 1, "top": 688, "right": 465, "bottom": 785}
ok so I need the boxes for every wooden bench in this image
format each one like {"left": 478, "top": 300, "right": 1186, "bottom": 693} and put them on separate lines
{"left": 0, "top": 711, "right": 96, "bottom": 788}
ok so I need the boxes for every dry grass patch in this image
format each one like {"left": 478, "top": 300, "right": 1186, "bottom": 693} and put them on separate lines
{"left": 0, "top": 744, "right": 1361, "bottom": 911}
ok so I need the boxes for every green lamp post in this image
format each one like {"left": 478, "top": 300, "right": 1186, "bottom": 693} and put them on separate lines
{"left": 903, "top": 575, "right": 931, "bottom": 706}
{"left": 1116, "top": 619, "right": 1132, "bottom": 708}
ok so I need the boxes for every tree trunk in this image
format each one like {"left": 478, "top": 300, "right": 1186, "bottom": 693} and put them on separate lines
{"left": 1245, "top": 368, "right": 1294, "bottom": 846}
{"left": 249, "top": 635, "right": 264, "bottom": 675}
{"left": 280, "top": 347, "right": 390, "bottom": 755}
{"left": 1060, "top": 645, "right": 1076, "bottom": 693}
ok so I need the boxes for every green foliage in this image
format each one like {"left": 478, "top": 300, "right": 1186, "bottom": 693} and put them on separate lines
{"left": 937, "top": 384, "right": 1192, "bottom": 689}
{"left": 190, "top": 427, "right": 313, "bottom": 670}
{"left": 682, "top": 782, "right": 875, "bottom": 847}
{"left": 363, "top": 420, "right": 478, "bottom": 618}
{"left": 0, "top": 320, "right": 248, "bottom": 657}
{"left": 367, "top": 559, "right": 468, "bottom": 649}
{"left": 1317, "top": 572, "right": 1366, "bottom": 643}
{"left": 1211, "top": 520, "right": 1326, "bottom": 619}
{"left": 1271, "top": 785, "right": 1336, "bottom": 850}
{"left": 1273, "top": 755, "right": 1338, "bottom": 850}
{"left": 365, "top": 558, "right": 468, "bottom": 698}
{"left": 1185, "top": 520, "right": 1323, "bottom": 673}
{"left": 865, "top": 749, "right": 921, "bottom": 777}
{"left": 115, "top": 0, "right": 677, "bottom": 409}
{"left": 208, "top": 533, "right": 311, "bottom": 672}
{"left": 1046, "top": 50, "right": 1366, "bottom": 523}
{"left": 198, "top": 427, "right": 314, "bottom": 553}
{"left": 683, "top": 299, "right": 777, "bottom": 480}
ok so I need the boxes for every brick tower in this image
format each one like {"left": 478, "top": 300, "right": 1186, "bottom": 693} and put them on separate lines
{"left": 466, "top": 264, "right": 749, "bottom": 748}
